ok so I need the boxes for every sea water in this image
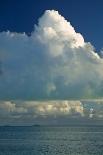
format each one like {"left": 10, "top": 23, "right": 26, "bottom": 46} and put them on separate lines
{"left": 0, "top": 126, "right": 103, "bottom": 155}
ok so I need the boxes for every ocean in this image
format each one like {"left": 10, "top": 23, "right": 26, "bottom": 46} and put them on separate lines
{"left": 0, "top": 126, "right": 103, "bottom": 155}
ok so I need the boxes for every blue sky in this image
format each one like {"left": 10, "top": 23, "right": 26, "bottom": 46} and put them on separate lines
{"left": 0, "top": 0, "right": 103, "bottom": 51}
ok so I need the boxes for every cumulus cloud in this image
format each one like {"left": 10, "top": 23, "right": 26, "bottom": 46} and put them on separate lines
{"left": 0, "top": 101, "right": 27, "bottom": 116}
{"left": 0, "top": 100, "right": 84, "bottom": 124}
{"left": 100, "top": 49, "right": 103, "bottom": 58}
{"left": 0, "top": 100, "right": 89, "bottom": 122}
{"left": 0, "top": 10, "right": 103, "bottom": 99}
{"left": 22, "top": 100, "right": 84, "bottom": 117}
{"left": 82, "top": 100, "right": 103, "bottom": 119}
{"left": 0, "top": 100, "right": 103, "bottom": 125}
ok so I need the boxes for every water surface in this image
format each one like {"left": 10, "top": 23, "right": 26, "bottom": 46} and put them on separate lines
{"left": 0, "top": 126, "right": 103, "bottom": 155}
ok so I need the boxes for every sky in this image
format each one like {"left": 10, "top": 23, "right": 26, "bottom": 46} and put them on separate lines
{"left": 0, "top": 0, "right": 103, "bottom": 50}
{"left": 0, "top": 0, "right": 103, "bottom": 125}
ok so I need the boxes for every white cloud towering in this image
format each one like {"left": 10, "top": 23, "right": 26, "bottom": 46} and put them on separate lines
{"left": 0, "top": 10, "right": 103, "bottom": 99}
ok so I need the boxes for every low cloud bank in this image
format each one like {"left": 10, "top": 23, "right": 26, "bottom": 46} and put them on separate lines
{"left": 0, "top": 100, "right": 103, "bottom": 124}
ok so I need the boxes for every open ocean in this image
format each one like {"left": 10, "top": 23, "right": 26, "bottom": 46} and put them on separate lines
{"left": 0, "top": 126, "right": 103, "bottom": 155}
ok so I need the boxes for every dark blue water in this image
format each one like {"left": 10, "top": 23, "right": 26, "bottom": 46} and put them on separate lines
{"left": 0, "top": 126, "right": 103, "bottom": 155}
